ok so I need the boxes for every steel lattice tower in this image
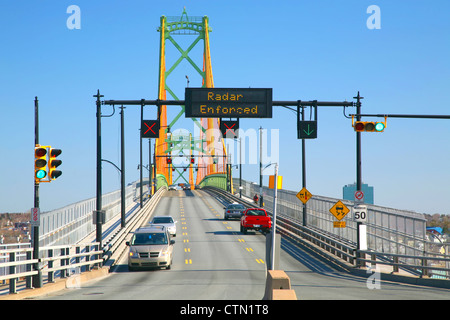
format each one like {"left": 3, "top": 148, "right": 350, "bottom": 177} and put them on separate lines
{"left": 155, "top": 9, "right": 229, "bottom": 190}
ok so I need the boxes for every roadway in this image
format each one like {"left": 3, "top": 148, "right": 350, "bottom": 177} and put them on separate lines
{"left": 36, "top": 189, "right": 450, "bottom": 300}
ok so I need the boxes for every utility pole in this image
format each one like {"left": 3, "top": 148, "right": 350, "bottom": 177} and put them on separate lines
{"left": 259, "top": 127, "right": 263, "bottom": 206}
{"left": 149, "top": 139, "right": 153, "bottom": 196}
{"left": 33, "top": 96, "right": 42, "bottom": 288}
{"left": 271, "top": 163, "right": 279, "bottom": 270}
{"left": 354, "top": 91, "right": 363, "bottom": 266}
{"left": 140, "top": 102, "right": 143, "bottom": 208}
{"left": 94, "top": 90, "right": 104, "bottom": 251}
{"left": 120, "top": 105, "right": 126, "bottom": 228}
{"left": 239, "top": 138, "right": 242, "bottom": 198}
{"left": 301, "top": 106, "right": 307, "bottom": 226}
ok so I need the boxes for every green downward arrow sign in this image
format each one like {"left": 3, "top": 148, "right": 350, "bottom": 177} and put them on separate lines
{"left": 303, "top": 124, "right": 315, "bottom": 136}
{"left": 298, "top": 121, "right": 317, "bottom": 139}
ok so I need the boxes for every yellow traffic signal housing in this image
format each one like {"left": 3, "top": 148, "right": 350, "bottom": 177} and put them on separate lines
{"left": 49, "top": 148, "right": 62, "bottom": 180}
{"left": 35, "top": 145, "right": 50, "bottom": 183}
{"left": 352, "top": 116, "right": 387, "bottom": 132}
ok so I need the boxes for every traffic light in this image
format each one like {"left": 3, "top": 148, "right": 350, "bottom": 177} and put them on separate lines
{"left": 49, "top": 148, "right": 62, "bottom": 180}
{"left": 353, "top": 121, "right": 385, "bottom": 132}
{"left": 167, "top": 158, "right": 172, "bottom": 164}
{"left": 190, "top": 156, "right": 195, "bottom": 164}
{"left": 141, "top": 120, "right": 160, "bottom": 138}
{"left": 219, "top": 120, "right": 239, "bottom": 138}
{"left": 35, "top": 146, "right": 48, "bottom": 182}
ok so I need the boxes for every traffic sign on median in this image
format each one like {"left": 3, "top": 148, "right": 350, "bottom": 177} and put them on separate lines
{"left": 296, "top": 187, "right": 312, "bottom": 204}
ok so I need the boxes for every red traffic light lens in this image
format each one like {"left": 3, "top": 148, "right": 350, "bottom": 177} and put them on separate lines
{"left": 354, "top": 122, "right": 365, "bottom": 132}
{"left": 35, "top": 148, "right": 47, "bottom": 157}
{"left": 50, "top": 149, "right": 62, "bottom": 157}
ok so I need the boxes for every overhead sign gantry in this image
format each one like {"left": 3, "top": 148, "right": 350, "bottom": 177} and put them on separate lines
{"left": 184, "top": 88, "right": 273, "bottom": 118}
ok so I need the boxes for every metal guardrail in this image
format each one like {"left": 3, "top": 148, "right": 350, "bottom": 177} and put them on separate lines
{"left": 204, "top": 187, "right": 450, "bottom": 281}
{"left": 0, "top": 243, "right": 102, "bottom": 294}
{"left": 0, "top": 186, "right": 167, "bottom": 296}
{"left": 203, "top": 187, "right": 357, "bottom": 266}
{"left": 358, "top": 250, "right": 450, "bottom": 278}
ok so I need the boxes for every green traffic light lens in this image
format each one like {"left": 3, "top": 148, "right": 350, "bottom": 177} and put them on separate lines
{"left": 375, "top": 122, "right": 385, "bottom": 132}
{"left": 36, "top": 170, "right": 47, "bottom": 179}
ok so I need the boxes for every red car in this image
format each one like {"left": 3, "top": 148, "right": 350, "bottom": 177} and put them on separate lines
{"left": 240, "top": 208, "right": 272, "bottom": 234}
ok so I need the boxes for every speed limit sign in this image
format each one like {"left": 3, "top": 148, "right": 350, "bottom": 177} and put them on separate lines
{"left": 353, "top": 204, "right": 367, "bottom": 223}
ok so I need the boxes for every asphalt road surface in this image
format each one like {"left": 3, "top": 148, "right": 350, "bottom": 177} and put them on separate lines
{"left": 36, "top": 189, "right": 450, "bottom": 300}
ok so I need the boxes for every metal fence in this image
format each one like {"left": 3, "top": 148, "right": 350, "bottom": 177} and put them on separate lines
{"left": 234, "top": 179, "right": 450, "bottom": 279}
{"left": 38, "top": 181, "right": 141, "bottom": 247}
{"left": 0, "top": 180, "right": 154, "bottom": 294}
{"left": 235, "top": 179, "right": 428, "bottom": 257}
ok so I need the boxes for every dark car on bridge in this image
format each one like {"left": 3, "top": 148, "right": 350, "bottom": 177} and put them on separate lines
{"left": 223, "top": 202, "right": 246, "bottom": 220}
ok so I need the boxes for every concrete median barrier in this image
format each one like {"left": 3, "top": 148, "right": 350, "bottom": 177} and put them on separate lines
{"left": 263, "top": 270, "right": 297, "bottom": 300}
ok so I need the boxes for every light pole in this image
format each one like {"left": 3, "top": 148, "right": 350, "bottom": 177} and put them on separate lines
{"left": 263, "top": 162, "right": 279, "bottom": 270}
{"left": 233, "top": 137, "right": 243, "bottom": 198}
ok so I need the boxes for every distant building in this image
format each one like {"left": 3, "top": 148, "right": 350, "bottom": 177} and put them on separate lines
{"left": 343, "top": 183, "right": 374, "bottom": 204}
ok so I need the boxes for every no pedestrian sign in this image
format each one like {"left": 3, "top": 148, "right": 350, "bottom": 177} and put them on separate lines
{"left": 354, "top": 190, "right": 364, "bottom": 203}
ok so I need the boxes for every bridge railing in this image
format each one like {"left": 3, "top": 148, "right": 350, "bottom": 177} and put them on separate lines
{"left": 0, "top": 185, "right": 166, "bottom": 296}
{"left": 228, "top": 182, "right": 450, "bottom": 281}
{"left": 206, "top": 187, "right": 358, "bottom": 266}
{"left": 39, "top": 181, "right": 141, "bottom": 247}
{"left": 235, "top": 180, "right": 427, "bottom": 253}
{"left": 0, "top": 243, "right": 102, "bottom": 295}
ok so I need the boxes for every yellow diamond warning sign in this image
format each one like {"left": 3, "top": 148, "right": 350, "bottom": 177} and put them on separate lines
{"left": 296, "top": 187, "right": 312, "bottom": 204}
{"left": 329, "top": 200, "right": 349, "bottom": 221}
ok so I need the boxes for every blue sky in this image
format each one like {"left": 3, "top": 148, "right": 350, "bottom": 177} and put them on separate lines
{"left": 1, "top": 1, "right": 449, "bottom": 215}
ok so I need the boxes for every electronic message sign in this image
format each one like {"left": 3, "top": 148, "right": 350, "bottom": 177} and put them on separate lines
{"left": 185, "top": 88, "right": 272, "bottom": 118}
